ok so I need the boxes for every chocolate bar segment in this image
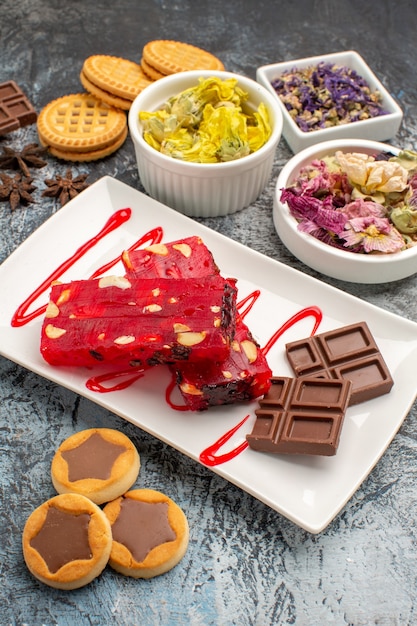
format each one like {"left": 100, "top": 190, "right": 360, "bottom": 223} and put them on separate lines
{"left": 285, "top": 321, "right": 393, "bottom": 405}
{"left": 0, "top": 81, "right": 37, "bottom": 135}
{"left": 246, "top": 376, "right": 352, "bottom": 456}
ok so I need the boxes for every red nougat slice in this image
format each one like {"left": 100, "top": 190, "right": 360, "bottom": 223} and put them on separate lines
{"left": 41, "top": 274, "right": 237, "bottom": 368}
{"left": 122, "top": 236, "right": 220, "bottom": 279}
{"left": 173, "top": 319, "right": 272, "bottom": 411}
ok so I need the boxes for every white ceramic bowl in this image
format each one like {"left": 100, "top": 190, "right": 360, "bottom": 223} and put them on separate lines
{"left": 257, "top": 51, "right": 403, "bottom": 154}
{"left": 274, "top": 138, "right": 417, "bottom": 284}
{"left": 128, "top": 70, "right": 283, "bottom": 218}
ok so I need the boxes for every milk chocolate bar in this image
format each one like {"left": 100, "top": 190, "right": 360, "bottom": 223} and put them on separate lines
{"left": 246, "top": 376, "right": 352, "bottom": 456}
{"left": 0, "top": 81, "right": 37, "bottom": 135}
{"left": 285, "top": 321, "right": 393, "bottom": 405}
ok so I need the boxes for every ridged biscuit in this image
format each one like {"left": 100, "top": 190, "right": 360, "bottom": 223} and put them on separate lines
{"left": 51, "top": 428, "right": 140, "bottom": 504}
{"left": 37, "top": 93, "right": 127, "bottom": 153}
{"left": 46, "top": 125, "right": 127, "bottom": 161}
{"left": 142, "top": 40, "right": 225, "bottom": 75}
{"left": 22, "top": 493, "right": 112, "bottom": 590}
{"left": 82, "top": 55, "right": 153, "bottom": 100}
{"left": 140, "top": 57, "right": 165, "bottom": 81}
{"left": 80, "top": 70, "right": 133, "bottom": 111}
{"left": 103, "top": 489, "right": 189, "bottom": 578}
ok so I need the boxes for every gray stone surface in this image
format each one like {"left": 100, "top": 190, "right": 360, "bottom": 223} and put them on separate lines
{"left": 1, "top": 1, "right": 417, "bottom": 624}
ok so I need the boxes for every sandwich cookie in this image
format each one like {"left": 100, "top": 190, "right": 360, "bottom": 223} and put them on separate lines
{"left": 37, "top": 93, "right": 127, "bottom": 161}
{"left": 81, "top": 55, "right": 153, "bottom": 110}
{"left": 142, "top": 40, "right": 225, "bottom": 76}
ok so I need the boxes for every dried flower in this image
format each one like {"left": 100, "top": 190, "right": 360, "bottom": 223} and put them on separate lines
{"left": 342, "top": 198, "right": 386, "bottom": 219}
{"left": 271, "top": 62, "right": 387, "bottom": 133}
{"left": 342, "top": 216, "right": 405, "bottom": 253}
{"left": 390, "top": 205, "right": 417, "bottom": 234}
{"left": 280, "top": 188, "right": 347, "bottom": 235}
{"left": 140, "top": 76, "right": 271, "bottom": 163}
{"left": 335, "top": 151, "right": 408, "bottom": 196}
{"left": 281, "top": 148, "right": 417, "bottom": 254}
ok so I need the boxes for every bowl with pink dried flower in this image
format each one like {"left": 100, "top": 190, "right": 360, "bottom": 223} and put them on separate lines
{"left": 274, "top": 139, "right": 417, "bottom": 283}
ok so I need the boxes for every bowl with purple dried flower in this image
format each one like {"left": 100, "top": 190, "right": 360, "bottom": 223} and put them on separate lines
{"left": 274, "top": 139, "right": 417, "bottom": 283}
{"left": 257, "top": 51, "right": 403, "bottom": 154}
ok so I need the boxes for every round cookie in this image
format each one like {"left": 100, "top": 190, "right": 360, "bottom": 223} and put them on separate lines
{"left": 80, "top": 70, "right": 133, "bottom": 111}
{"left": 37, "top": 93, "right": 127, "bottom": 156}
{"left": 103, "top": 489, "right": 189, "bottom": 578}
{"left": 22, "top": 493, "right": 112, "bottom": 590}
{"left": 142, "top": 40, "right": 225, "bottom": 76}
{"left": 46, "top": 125, "right": 128, "bottom": 162}
{"left": 51, "top": 428, "right": 140, "bottom": 504}
{"left": 82, "top": 55, "right": 153, "bottom": 101}
{"left": 140, "top": 57, "right": 165, "bottom": 81}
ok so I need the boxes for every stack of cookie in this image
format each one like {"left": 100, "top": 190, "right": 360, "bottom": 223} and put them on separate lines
{"left": 37, "top": 93, "right": 128, "bottom": 162}
{"left": 140, "top": 39, "right": 225, "bottom": 80}
{"left": 80, "top": 55, "right": 153, "bottom": 111}
{"left": 37, "top": 40, "right": 225, "bottom": 162}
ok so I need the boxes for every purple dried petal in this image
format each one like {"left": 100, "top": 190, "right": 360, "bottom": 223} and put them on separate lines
{"left": 271, "top": 62, "right": 387, "bottom": 133}
{"left": 280, "top": 188, "right": 347, "bottom": 235}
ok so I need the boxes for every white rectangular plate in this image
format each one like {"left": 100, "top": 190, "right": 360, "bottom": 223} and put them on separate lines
{"left": 1, "top": 176, "right": 416, "bottom": 533}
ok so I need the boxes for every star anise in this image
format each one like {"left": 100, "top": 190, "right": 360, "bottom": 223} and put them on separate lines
{"left": 0, "top": 172, "right": 37, "bottom": 211}
{"left": 0, "top": 143, "right": 48, "bottom": 178}
{"left": 42, "top": 169, "right": 90, "bottom": 206}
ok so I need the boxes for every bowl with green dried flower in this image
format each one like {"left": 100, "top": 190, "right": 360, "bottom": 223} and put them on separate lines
{"left": 274, "top": 139, "right": 417, "bottom": 283}
{"left": 128, "top": 70, "right": 283, "bottom": 217}
{"left": 257, "top": 51, "right": 403, "bottom": 154}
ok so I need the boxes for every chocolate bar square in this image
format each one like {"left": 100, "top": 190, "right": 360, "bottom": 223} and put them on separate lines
{"left": 0, "top": 81, "right": 37, "bottom": 135}
{"left": 246, "top": 376, "right": 352, "bottom": 456}
{"left": 286, "top": 321, "right": 393, "bottom": 405}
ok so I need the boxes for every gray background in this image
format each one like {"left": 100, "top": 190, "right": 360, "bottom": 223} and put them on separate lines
{"left": 1, "top": 1, "right": 417, "bottom": 624}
